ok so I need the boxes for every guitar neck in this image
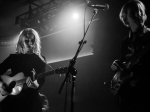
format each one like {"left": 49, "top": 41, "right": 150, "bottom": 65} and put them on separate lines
{"left": 16, "top": 67, "right": 67, "bottom": 85}
{"left": 16, "top": 70, "right": 55, "bottom": 85}
{"left": 16, "top": 78, "right": 27, "bottom": 86}
{"left": 37, "top": 70, "right": 55, "bottom": 78}
{"left": 127, "top": 44, "right": 150, "bottom": 69}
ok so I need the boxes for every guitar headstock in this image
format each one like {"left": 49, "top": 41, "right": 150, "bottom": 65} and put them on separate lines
{"left": 55, "top": 67, "right": 68, "bottom": 74}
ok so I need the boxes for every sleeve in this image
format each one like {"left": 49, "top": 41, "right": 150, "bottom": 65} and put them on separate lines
{"left": 0, "top": 54, "right": 13, "bottom": 76}
{"left": 111, "top": 36, "right": 129, "bottom": 72}
{"left": 37, "top": 55, "right": 53, "bottom": 89}
{"left": 36, "top": 55, "right": 47, "bottom": 89}
{"left": 42, "top": 55, "right": 53, "bottom": 71}
{"left": 120, "top": 36, "right": 129, "bottom": 62}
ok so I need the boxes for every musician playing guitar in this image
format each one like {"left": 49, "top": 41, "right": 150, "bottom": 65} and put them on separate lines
{"left": 111, "top": 0, "right": 150, "bottom": 112}
{"left": 0, "top": 28, "right": 54, "bottom": 112}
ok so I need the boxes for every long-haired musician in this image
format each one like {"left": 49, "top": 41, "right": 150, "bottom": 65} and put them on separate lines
{"left": 0, "top": 28, "right": 51, "bottom": 112}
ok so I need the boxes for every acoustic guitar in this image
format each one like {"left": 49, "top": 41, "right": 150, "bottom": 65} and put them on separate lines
{"left": 0, "top": 67, "right": 68, "bottom": 102}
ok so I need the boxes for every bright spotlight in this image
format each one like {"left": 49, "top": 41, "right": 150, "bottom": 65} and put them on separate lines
{"left": 72, "top": 13, "right": 79, "bottom": 20}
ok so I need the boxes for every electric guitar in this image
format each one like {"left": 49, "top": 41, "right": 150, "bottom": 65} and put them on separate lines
{"left": 111, "top": 43, "right": 150, "bottom": 95}
{"left": 0, "top": 67, "right": 68, "bottom": 102}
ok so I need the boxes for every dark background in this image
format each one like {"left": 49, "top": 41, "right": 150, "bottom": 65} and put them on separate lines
{"left": 0, "top": 0, "right": 150, "bottom": 112}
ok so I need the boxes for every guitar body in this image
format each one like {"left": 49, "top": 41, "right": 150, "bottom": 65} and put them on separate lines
{"left": 111, "top": 69, "right": 133, "bottom": 95}
{"left": 111, "top": 42, "right": 150, "bottom": 95}
{"left": 0, "top": 67, "right": 68, "bottom": 102}
{"left": 0, "top": 72, "right": 24, "bottom": 102}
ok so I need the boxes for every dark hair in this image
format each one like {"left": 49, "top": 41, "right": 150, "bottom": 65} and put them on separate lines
{"left": 119, "top": 0, "right": 147, "bottom": 27}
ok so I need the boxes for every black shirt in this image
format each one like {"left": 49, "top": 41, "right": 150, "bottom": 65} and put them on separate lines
{"left": 120, "top": 26, "right": 150, "bottom": 80}
{"left": 0, "top": 53, "right": 46, "bottom": 112}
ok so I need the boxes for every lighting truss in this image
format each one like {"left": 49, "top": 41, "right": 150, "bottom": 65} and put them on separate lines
{"left": 15, "top": 0, "right": 71, "bottom": 28}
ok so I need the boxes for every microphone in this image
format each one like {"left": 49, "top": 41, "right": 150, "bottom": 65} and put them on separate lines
{"left": 88, "top": 4, "right": 109, "bottom": 10}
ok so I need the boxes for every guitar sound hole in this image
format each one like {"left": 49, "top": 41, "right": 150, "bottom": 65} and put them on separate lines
{"left": 9, "top": 81, "right": 16, "bottom": 88}
{"left": 6, "top": 81, "right": 16, "bottom": 93}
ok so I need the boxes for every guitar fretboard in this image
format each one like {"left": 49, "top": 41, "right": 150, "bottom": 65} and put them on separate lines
{"left": 16, "top": 67, "right": 67, "bottom": 86}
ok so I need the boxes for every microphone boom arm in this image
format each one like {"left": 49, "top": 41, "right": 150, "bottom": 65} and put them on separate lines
{"left": 58, "top": 5, "right": 99, "bottom": 112}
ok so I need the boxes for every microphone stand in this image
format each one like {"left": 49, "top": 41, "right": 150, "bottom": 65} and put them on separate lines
{"left": 58, "top": 7, "right": 98, "bottom": 112}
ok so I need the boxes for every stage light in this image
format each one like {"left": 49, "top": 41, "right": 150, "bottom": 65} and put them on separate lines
{"left": 72, "top": 13, "right": 79, "bottom": 20}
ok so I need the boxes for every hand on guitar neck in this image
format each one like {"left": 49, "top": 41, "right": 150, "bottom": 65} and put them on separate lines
{"left": 0, "top": 66, "right": 68, "bottom": 102}
{"left": 26, "top": 77, "right": 39, "bottom": 89}
{"left": 26, "top": 68, "right": 40, "bottom": 89}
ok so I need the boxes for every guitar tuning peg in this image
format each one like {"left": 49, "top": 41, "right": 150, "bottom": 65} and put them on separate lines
{"left": 59, "top": 74, "right": 66, "bottom": 77}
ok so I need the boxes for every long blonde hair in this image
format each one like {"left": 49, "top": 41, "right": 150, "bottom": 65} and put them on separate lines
{"left": 16, "top": 28, "right": 41, "bottom": 54}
